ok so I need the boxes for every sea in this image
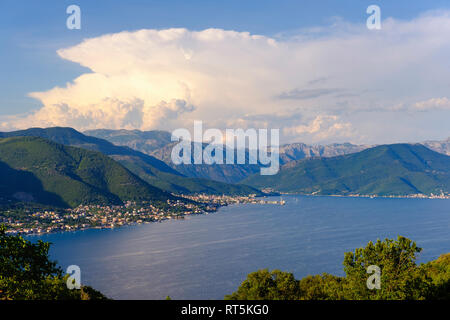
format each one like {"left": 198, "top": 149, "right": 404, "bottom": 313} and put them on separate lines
{"left": 29, "top": 195, "right": 450, "bottom": 300}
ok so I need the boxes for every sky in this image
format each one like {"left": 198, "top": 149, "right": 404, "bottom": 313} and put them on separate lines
{"left": 0, "top": 0, "right": 449, "bottom": 144}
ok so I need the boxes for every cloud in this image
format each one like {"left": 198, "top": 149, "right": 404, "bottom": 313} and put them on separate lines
{"left": 306, "top": 77, "right": 329, "bottom": 86}
{"left": 283, "top": 115, "right": 354, "bottom": 142}
{"left": 10, "top": 98, "right": 195, "bottom": 131}
{"left": 5, "top": 11, "right": 450, "bottom": 143}
{"left": 0, "top": 115, "right": 22, "bottom": 131}
{"left": 277, "top": 88, "right": 343, "bottom": 100}
{"left": 412, "top": 97, "right": 450, "bottom": 111}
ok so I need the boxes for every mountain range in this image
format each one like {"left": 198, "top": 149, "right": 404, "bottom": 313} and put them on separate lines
{"left": 0, "top": 128, "right": 261, "bottom": 197}
{"left": 1, "top": 127, "right": 448, "bottom": 208}
{"left": 241, "top": 143, "right": 450, "bottom": 196}
{"left": 86, "top": 129, "right": 261, "bottom": 183}
{"left": 85, "top": 129, "right": 450, "bottom": 184}
{"left": 85, "top": 129, "right": 173, "bottom": 154}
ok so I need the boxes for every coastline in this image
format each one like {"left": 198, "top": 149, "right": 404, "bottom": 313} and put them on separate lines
{"left": 276, "top": 192, "right": 450, "bottom": 200}
{"left": 2, "top": 194, "right": 285, "bottom": 236}
{"left": 4, "top": 192, "right": 449, "bottom": 237}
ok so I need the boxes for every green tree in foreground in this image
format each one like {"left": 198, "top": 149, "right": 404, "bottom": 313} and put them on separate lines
{"left": 225, "top": 269, "right": 301, "bottom": 300}
{"left": 422, "top": 253, "right": 450, "bottom": 299}
{"left": 343, "top": 236, "right": 432, "bottom": 299}
{"left": 226, "top": 236, "right": 450, "bottom": 300}
{"left": 0, "top": 225, "right": 107, "bottom": 300}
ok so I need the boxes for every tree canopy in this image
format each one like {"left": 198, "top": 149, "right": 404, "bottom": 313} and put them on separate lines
{"left": 226, "top": 236, "right": 450, "bottom": 300}
{"left": 0, "top": 225, "right": 106, "bottom": 300}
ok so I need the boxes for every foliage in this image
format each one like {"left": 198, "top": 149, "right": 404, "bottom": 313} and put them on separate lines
{"left": 226, "top": 236, "right": 450, "bottom": 300}
{"left": 0, "top": 136, "right": 171, "bottom": 208}
{"left": 342, "top": 236, "right": 431, "bottom": 299}
{"left": 298, "top": 273, "right": 346, "bottom": 300}
{"left": 421, "top": 253, "right": 450, "bottom": 299}
{"left": 0, "top": 224, "right": 107, "bottom": 300}
{"left": 225, "top": 269, "right": 301, "bottom": 300}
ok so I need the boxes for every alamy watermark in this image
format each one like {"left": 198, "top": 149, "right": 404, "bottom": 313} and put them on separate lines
{"left": 366, "top": 5, "right": 381, "bottom": 30}
{"left": 171, "top": 121, "right": 280, "bottom": 175}
{"left": 66, "top": 265, "right": 81, "bottom": 290}
{"left": 66, "top": 5, "right": 81, "bottom": 30}
{"left": 366, "top": 265, "right": 381, "bottom": 290}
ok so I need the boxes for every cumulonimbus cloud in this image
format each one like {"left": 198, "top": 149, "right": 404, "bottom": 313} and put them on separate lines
{"left": 5, "top": 11, "right": 450, "bottom": 143}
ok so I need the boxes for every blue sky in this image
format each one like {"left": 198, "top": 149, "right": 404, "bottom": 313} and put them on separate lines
{"left": 1, "top": 1, "right": 450, "bottom": 143}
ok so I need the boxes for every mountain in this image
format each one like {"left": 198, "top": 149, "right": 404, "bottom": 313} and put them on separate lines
{"left": 0, "top": 128, "right": 260, "bottom": 196}
{"left": 86, "top": 129, "right": 260, "bottom": 184}
{"left": 113, "top": 151, "right": 260, "bottom": 195}
{"left": 0, "top": 136, "right": 171, "bottom": 208}
{"left": 241, "top": 144, "right": 450, "bottom": 196}
{"left": 421, "top": 137, "right": 450, "bottom": 156}
{"left": 84, "top": 129, "right": 172, "bottom": 154}
{"left": 84, "top": 129, "right": 374, "bottom": 182}
{"left": 84, "top": 128, "right": 450, "bottom": 188}
{"left": 85, "top": 129, "right": 370, "bottom": 183}
{"left": 278, "top": 142, "right": 370, "bottom": 164}
{"left": 0, "top": 127, "right": 179, "bottom": 175}
{"left": 150, "top": 142, "right": 261, "bottom": 183}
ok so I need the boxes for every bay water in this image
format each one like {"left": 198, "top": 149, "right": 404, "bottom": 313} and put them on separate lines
{"left": 30, "top": 195, "right": 450, "bottom": 299}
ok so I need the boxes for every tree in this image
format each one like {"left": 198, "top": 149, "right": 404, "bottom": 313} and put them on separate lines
{"left": 225, "top": 269, "right": 301, "bottom": 300}
{"left": 0, "top": 225, "right": 106, "bottom": 300}
{"left": 226, "top": 236, "right": 449, "bottom": 300}
{"left": 420, "top": 253, "right": 450, "bottom": 299}
{"left": 298, "top": 273, "right": 345, "bottom": 300}
{"left": 342, "top": 236, "right": 432, "bottom": 300}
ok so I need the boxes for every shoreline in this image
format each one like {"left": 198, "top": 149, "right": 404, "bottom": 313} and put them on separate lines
{"left": 5, "top": 193, "right": 450, "bottom": 237}
{"left": 3, "top": 195, "right": 284, "bottom": 237}
{"left": 276, "top": 192, "right": 450, "bottom": 200}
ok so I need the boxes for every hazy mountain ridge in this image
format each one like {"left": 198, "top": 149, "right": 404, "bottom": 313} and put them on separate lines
{"left": 84, "top": 129, "right": 173, "bottom": 154}
{"left": 421, "top": 137, "right": 450, "bottom": 156}
{"left": 150, "top": 142, "right": 261, "bottom": 184}
{"left": 278, "top": 142, "right": 371, "bottom": 164}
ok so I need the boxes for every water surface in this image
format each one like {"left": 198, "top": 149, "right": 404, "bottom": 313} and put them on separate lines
{"left": 31, "top": 195, "right": 450, "bottom": 299}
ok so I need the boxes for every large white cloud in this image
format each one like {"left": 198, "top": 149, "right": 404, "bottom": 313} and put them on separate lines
{"left": 6, "top": 11, "right": 450, "bottom": 143}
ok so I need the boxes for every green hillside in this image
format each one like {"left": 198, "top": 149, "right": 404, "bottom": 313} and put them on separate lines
{"left": 0, "top": 137, "right": 171, "bottom": 207}
{"left": 0, "top": 127, "right": 180, "bottom": 175}
{"left": 242, "top": 144, "right": 450, "bottom": 196}
{"left": 0, "top": 127, "right": 261, "bottom": 196}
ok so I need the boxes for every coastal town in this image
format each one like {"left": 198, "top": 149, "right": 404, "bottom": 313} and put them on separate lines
{"left": 0, "top": 194, "right": 287, "bottom": 236}
{"left": 321, "top": 192, "right": 450, "bottom": 199}
{"left": 180, "top": 193, "right": 286, "bottom": 205}
{"left": 1, "top": 198, "right": 213, "bottom": 235}
{"left": 273, "top": 190, "right": 450, "bottom": 199}
{"left": 349, "top": 192, "right": 450, "bottom": 199}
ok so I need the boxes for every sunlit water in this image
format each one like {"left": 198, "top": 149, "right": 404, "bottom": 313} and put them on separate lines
{"left": 29, "top": 195, "right": 450, "bottom": 300}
